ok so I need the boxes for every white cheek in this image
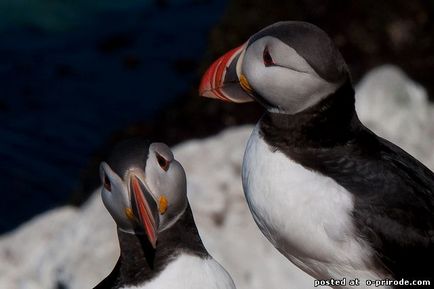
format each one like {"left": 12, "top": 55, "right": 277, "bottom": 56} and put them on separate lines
{"left": 242, "top": 37, "right": 340, "bottom": 114}
{"left": 246, "top": 60, "right": 339, "bottom": 113}
{"left": 144, "top": 159, "right": 161, "bottom": 192}
{"left": 101, "top": 184, "right": 132, "bottom": 230}
{"left": 106, "top": 175, "right": 130, "bottom": 210}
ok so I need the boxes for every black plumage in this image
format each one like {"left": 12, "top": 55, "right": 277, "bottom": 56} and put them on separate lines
{"left": 260, "top": 79, "right": 434, "bottom": 285}
{"left": 93, "top": 205, "right": 208, "bottom": 289}
{"left": 107, "top": 138, "right": 150, "bottom": 178}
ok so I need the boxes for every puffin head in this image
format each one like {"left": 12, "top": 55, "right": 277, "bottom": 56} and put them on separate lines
{"left": 99, "top": 139, "right": 187, "bottom": 249}
{"left": 199, "top": 21, "right": 349, "bottom": 114}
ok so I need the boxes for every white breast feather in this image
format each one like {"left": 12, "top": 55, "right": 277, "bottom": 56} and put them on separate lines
{"left": 242, "top": 124, "right": 391, "bottom": 287}
{"left": 121, "top": 254, "right": 236, "bottom": 289}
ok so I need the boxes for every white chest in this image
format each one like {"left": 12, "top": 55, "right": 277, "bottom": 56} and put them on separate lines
{"left": 123, "top": 254, "right": 235, "bottom": 289}
{"left": 122, "top": 254, "right": 235, "bottom": 289}
{"left": 242, "top": 124, "right": 387, "bottom": 284}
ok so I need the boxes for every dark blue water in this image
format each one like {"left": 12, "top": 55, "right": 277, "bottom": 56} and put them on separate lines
{"left": 0, "top": 0, "right": 226, "bottom": 233}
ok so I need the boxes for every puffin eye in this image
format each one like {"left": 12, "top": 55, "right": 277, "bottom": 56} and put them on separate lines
{"left": 263, "top": 46, "right": 274, "bottom": 67}
{"left": 156, "top": 153, "right": 170, "bottom": 171}
{"left": 103, "top": 174, "right": 111, "bottom": 191}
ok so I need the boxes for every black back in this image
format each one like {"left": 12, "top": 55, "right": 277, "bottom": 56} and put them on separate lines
{"left": 93, "top": 205, "right": 208, "bottom": 289}
{"left": 260, "top": 80, "right": 434, "bottom": 287}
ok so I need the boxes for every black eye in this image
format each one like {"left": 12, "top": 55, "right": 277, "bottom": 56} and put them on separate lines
{"left": 263, "top": 46, "right": 274, "bottom": 66}
{"left": 156, "top": 153, "right": 170, "bottom": 171}
{"left": 103, "top": 174, "right": 111, "bottom": 191}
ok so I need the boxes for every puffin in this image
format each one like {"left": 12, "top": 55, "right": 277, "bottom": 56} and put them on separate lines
{"left": 93, "top": 139, "right": 236, "bottom": 289}
{"left": 199, "top": 21, "right": 434, "bottom": 288}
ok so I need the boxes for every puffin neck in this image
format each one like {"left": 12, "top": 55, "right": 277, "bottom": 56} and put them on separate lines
{"left": 260, "top": 79, "right": 360, "bottom": 148}
{"left": 115, "top": 205, "right": 208, "bottom": 286}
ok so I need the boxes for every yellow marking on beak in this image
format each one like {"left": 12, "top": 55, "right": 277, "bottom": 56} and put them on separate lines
{"left": 125, "top": 208, "right": 136, "bottom": 222}
{"left": 159, "top": 196, "right": 168, "bottom": 215}
{"left": 239, "top": 74, "right": 254, "bottom": 94}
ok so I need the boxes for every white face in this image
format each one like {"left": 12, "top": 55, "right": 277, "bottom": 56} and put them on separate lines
{"left": 100, "top": 162, "right": 134, "bottom": 232}
{"left": 143, "top": 143, "right": 188, "bottom": 232}
{"left": 240, "top": 36, "right": 342, "bottom": 114}
{"left": 100, "top": 143, "right": 188, "bottom": 235}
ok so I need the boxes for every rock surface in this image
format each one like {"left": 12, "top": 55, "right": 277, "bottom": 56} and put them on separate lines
{"left": 356, "top": 65, "right": 434, "bottom": 169}
{"left": 1, "top": 66, "right": 433, "bottom": 289}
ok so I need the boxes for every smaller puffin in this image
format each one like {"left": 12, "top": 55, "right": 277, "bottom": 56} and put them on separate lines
{"left": 93, "top": 139, "right": 236, "bottom": 289}
{"left": 199, "top": 21, "right": 434, "bottom": 288}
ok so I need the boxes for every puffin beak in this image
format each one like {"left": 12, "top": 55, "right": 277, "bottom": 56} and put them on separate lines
{"left": 199, "top": 43, "right": 254, "bottom": 103}
{"left": 130, "top": 174, "right": 159, "bottom": 248}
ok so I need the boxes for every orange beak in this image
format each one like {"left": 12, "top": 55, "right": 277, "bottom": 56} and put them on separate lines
{"left": 130, "top": 175, "right": 159, "bottom": 248}
{"left": 199, "top": 43, "right": 253, "bottom": 103}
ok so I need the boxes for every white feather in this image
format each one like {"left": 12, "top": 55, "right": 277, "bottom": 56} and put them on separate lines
{"left": 121, "top": 253, "right": 236, "bottom": 289}
{"left": 242, "top": 124, "right": 391, "bottom": 288}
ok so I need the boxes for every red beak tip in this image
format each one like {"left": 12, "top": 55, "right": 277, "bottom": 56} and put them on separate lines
{"left": 199, "top": 68, "right": 214, "bottom": 96}
{"left": 198, "top": 44, "right": 246, "bottom": 102}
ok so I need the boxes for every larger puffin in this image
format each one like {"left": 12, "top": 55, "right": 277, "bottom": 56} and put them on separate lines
{"left": 199, "top": 21, "right": 434, "bottom": 287}
{"left": 93, "top": 140, "right": 236, "bottom": 289}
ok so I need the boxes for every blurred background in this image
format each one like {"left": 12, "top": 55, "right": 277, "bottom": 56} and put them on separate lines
{"left": 0, "top": 0, "right": 433, "bottom": 288}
